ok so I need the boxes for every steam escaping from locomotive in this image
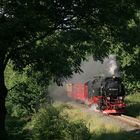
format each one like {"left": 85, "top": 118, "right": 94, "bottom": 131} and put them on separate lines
{"left": 69, "top": 54, "right": 121, "bottom": 83}
{"left": 48, "top": 83, "right": 70, "bottom": 102}
{"left": 105, "top": 55, "right": 121, "bottom": 77}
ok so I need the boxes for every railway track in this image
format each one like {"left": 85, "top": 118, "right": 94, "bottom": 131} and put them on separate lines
{"left": 110, "top": 114, "right": 140, "bottom": 128}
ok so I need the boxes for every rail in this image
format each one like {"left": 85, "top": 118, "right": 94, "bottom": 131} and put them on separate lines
{"left": 110, "top": 114, "right": 140, "bottom": 128}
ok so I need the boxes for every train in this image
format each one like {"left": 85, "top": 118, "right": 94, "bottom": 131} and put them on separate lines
{"left": 66, "top": 75, "right": 126, "bottom": 114}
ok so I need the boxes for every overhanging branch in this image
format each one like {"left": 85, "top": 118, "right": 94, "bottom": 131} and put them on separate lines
{"left": 3, "top": 25, "right": 77, "bottom": 69}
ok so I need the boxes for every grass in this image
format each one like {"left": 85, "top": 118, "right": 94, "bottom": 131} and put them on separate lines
{"left": 62, "top": 107, "right": 119, "bottom": 132}
{"left": 124, "top": 93, "right": 140, "bottom": 119}
{"left": 61, "top": 104, "right": 140, "bottom": 140}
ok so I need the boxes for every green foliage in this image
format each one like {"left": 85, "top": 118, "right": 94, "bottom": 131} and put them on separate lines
{"left": 31, "top": 106, "right": 66, "bottom": 140}
{"left": 107, "top": 9, "right": 140, "bottom": 93}
{"left": 0, "top": 0, "right": 138, "bottom": 92}
{"left": 6, "top": 115, "right": 29, "bottom": 140}
{"left": 1, "top": 0, "right": 139, "bottom": 92}
{"left": 5, "top": 63, "right": 51, "bottom": 117}
{"left": 0, "top": 0, "right": 138, "bottom": 81}
{"left": 125, "top": 93, "right": 140, "bottom": 118}
{"left": 67, "top": 121, "right": 90, "bottom": 140}
{"left": 109, "top": 44, "right": 140, "bottom": 93}
{"left": 30, "top": 105, "right": 90, "bottom": 140}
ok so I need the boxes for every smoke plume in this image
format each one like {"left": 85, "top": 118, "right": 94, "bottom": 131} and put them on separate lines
{"left": 48, "top": 54, "right": 120, "bottom": 102}
{"left": 104, "top": 55, "right": 120, "bottom": 77}
{"left": 48, "top": 83, "right": 70, "bottom": 102}
{"left": 68, "top": 54, "right": 120, "bottom": 83}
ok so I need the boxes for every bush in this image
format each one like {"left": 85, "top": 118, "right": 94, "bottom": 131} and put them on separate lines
{"left": 30, "top": 105, "right": 90, "bottom": 140}
{"left": 67, "top": 121, "right": 91, "bottom": 140}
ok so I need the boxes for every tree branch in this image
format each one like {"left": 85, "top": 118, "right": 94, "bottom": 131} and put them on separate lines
{"left": 3, "top": 25, "right": 77, "bottom": 69}
{"left": 8, "top": 84, "right": 18, "bottom": 92}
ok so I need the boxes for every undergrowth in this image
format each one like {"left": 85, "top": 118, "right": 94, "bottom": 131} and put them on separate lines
{"left": 125, "top": 93, "right": 140, "bottom": 119}
{"left": 6, "top": 102, "right": 140, "bottom": 140}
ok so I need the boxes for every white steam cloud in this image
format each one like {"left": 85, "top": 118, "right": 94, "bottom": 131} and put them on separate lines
{"left": 104, "top": 55, "right": 120, "bottom": 77}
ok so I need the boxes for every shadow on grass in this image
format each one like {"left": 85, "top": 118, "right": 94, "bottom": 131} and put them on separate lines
{"left": 124, "top": 100, "right": 140, "bottom": 117}
{"left": 90, "top": 129, "right": 140, "bottom": 140}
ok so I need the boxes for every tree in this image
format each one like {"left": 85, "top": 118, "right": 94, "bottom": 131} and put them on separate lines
{"left": 5, "top": 64, "right": 51, "bottom": 117}
{"left": 0, "top": 0, "right": 138, "bottom": 133}
{"left": 110, "top": 44, "right": 140, "bottom": 93}
{"left": 108, "top": 5, "right": 140, "bottom": 93}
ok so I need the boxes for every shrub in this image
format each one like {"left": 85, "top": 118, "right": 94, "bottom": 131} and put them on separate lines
{"left": 30, "top": 105, "right": 90, "bottom": 140}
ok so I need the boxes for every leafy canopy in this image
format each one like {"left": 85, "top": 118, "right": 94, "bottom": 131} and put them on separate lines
{"left": 0, "top": 0, "right": 139, "bottom": 87}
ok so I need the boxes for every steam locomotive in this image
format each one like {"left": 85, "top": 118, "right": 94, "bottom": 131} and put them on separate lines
{"left": 66, "top": 76, "right": 126, "bottom": 114}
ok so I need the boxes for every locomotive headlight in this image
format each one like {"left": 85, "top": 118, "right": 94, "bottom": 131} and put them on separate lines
{"left": 119, "top": 96, "right": 123, "bottom": 100}
{"left": 107, "top": 97, "right": 110, "bottom": 100}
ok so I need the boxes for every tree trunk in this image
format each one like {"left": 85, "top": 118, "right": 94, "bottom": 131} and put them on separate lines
{"left": 0, "top": 70, "right": 7, "bottom": 137}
